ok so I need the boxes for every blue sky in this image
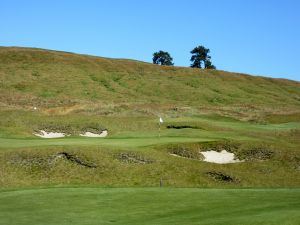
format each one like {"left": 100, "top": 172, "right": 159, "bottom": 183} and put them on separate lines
{"left": 1, "top": 0, "right": 300, "bottom": 81}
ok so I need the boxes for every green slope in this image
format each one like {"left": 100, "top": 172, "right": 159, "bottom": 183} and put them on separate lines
{"left": 0, "top": 47, "right": 299, "bottom": 118}
{"left": 0, "top": 47, "right": 299, "bottom": 189}
{"left": 1, "top": 46, "right": 300, "bottom": 225}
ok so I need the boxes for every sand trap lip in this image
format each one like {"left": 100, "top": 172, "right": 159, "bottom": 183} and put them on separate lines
{"left": 169, "top": 153, "right": 200, "bottom": 161}
{"left": 34, "top": 130, "right": 66, "bottom": 138}
{"left": 200, "top": 150, "right": 243, "bottom": 164}
{"left": 79, "top": 130, "right": 108, "bottom": 138}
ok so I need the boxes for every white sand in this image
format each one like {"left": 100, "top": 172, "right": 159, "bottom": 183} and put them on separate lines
{"left": 200, "top": 150, "right": 243, "bottom": 164}
{"left": 80, "top": 130, "right": 108, "bottom": 138}
{"left": 34, "top": 130, "right": 65, "bottom": 138}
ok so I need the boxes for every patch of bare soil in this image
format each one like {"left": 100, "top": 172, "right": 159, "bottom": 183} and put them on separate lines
{"left": 9, "top": 152, "right": 96, "bottom": 169}
{"left": 205, "top": 171, "right": 240, "bottom": 183}
{"left": 55, "top": 152, "right": 96, "bottom": 168}
{"left": 115, "top": 152, "right": 154, "bottom": 164}
{"left": 237, "top": 147, "right": 274, "bottom": 161}
{"left": 166, "top": 125, "right": 198, "bottom": 129}
{"left": 168, "top": 146, "right": 204, "bottom": 160}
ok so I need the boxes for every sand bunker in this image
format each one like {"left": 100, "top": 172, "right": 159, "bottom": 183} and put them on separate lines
{"left": 34, "top": 130, "right": 66, "bottom": 138}
{"left": 200, "top": 150, "right": 243, "bottom": 164}
{"left": 80, "top": 130, "right": 108, "bottom": 138}
{"left": 34, "top": 129, "right": 108, "bottom": 138}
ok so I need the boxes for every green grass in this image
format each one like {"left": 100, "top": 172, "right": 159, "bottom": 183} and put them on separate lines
{"left": 0, "top": 46, "right": 300, "bottom": 224}
{"left": 0, "top": 136, "right": 216, "bottom": 149}
{"left": 0, "top": 110, "right": 299, "bottom": 188}
{"left": 0, "top": 187, "right": 300, "bottom": 225}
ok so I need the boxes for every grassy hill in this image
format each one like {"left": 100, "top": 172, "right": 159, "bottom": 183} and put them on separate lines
{"left": 0, "top": 47, "right": 300, "bottom": 224}
{"left": 0, "top": 46, "right": 299, "bottom": 186}
{"left": 1, "top": 47, "right": 299, "bottom": 119}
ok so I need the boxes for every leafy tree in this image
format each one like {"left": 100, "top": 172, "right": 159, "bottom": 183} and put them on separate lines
{"left": 204, "top": 59, "right": 216, "bottom": 69}
{"left": 190, "top": 45, "right": 216, "bottom": 69}
{"left": 153, "top": 51, "right": 174, "bottom": 66}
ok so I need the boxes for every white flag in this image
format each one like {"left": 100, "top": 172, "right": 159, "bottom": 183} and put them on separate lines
{"left": 159, "top": 117, "right": 163, "bottom": 123}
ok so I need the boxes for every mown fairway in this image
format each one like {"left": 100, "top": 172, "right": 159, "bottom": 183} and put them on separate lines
{"left": 1, "top": 188, "right": 300, "bottom": 225}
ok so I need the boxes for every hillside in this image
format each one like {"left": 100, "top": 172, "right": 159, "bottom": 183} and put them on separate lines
{"left": 1, "top": 47, "right": 299, "bottom": 120}
{"left": 0, "top": 47, "right": 299, "bottom": 190}
{"left": 2, "top": 1, "right": 300, "bottom": 223}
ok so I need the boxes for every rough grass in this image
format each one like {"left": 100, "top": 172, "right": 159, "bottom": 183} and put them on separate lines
{"left": 265, "top": 112, "right": 300, "bottom": 124}
{"left": 0, "top": 107, "right": 299, "bottom": 188}
{"left": 1, "top": 138, "right": 300, "bottom": 188}
{"left": 0, "top": 47, "right": 300, "bottom": 119}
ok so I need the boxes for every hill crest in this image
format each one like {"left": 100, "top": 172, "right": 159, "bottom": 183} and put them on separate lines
{"left": 0, "top": 46, "right": 299, "bottom": 119}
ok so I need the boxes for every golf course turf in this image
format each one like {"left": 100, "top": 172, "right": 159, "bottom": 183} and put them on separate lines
{"left": 1, "top": 188, "right": 299, "bottom": 225}
{"left": 1, "top": 47, "right": 300, "bottom": 224}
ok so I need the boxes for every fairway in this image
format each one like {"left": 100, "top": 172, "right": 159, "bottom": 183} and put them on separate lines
{"left": 0, "top": 188, "right": 299, "bottom": 225}
{"left": 0, "top": 136, "right": 216, "bottom": 149}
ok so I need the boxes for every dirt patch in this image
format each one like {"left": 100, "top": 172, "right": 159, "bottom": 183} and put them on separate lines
{"left": 199, "top": 141, "right": 240, "bottom": 153}
{"left": 9, "top": 152, "right": 96, "bottom": 169}
{"left": 206, "top": 171, "right": 239, "bottom": 183}
{"left": 80, "top": 130, "right": 108, "bottom": 137}
{"left": 283, "top": 153, "right": 300, "bottom": 171}
{"left": 81, "top": 126, "right": 107, "bottom": 134}
{"left": 43, "top": 104, "right": 83, "bottom": 115}
{"left": 55, "top": 152, "right": 97, "bottom": 168}
{"left": 289, "top": 129, "right": 300, "bottom": 139}
{"left": 237, "top": 147, "right": 274, "bottom": 161}
{"left": 166, "top": 125, "right": 198, "bottom": 129}
{"left": 115, "top": 152, "right": 154, "bottom": 164}
{"left": 294, "top": 157, "right": 300, "bottom": 171}
{"left": 9, "top": 154, "right": 51, "bottom": 169}
{"left": 168, "top": 145, "right": 204, "bottom": 160}
{"left": 34, "top": 124, "right": 72, "bottom": 134}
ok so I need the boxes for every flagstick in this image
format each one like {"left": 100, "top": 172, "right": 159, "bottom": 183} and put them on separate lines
{"left": 158, "top": 117, "right": 163, "bottom": 138}
{"left": 158, "top": 122, "right": 160, "bottom": 138}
